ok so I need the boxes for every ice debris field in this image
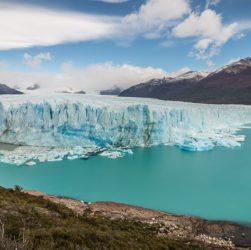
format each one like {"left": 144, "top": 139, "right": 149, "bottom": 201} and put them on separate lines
{"left": 0, "top": 93, "right": 251, "bottom": 166}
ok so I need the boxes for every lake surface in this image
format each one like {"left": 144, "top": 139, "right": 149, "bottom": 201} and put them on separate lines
{"left": 0, "top": 129, "right": 251, "bottom": 224}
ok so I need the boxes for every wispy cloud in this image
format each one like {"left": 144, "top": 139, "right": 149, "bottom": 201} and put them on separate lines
{"left": 172, "top": 9, "right": 238, "bottom": 59}
{"left": 0, "top": 0, "right": 250, "bottom": 62}
{"left": 0, "top": 3, "right": 119, "bottom": 50}
{"left": 237, "top": 20, "right": 251, "bottom": 32}
{"left": 205, "top": 0, "right": 220, "bottom": 9}
{"left": 120, "top": 0, "right": 190, "bottom": 43}
{"left": 24, "top": 52, "right": 52, "bottom": 68}
{"left": 0, "top": 62, "right": 168, "bottom": 92}
{"left": 0, "top": 0, "right": 190, "bottom": 50}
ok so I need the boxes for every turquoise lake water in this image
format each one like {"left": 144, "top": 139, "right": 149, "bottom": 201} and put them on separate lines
{"left": 0, "top": 129, "right": 251, "bottom": 224}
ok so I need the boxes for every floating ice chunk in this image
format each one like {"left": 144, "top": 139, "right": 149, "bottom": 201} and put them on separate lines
{"left": 233, "top": 135, "right": 245, "bottom": 142}
{"left": 123, "top": 149, "right": 133, "bottom": 155}
{"left": 67, "top": 155, "right": 79, "bottom": 160}
{"left": 216, "top": 138, "right": 241, "bottom": 148}
{"left": 177, "top": 138, "right": 214, "bottom": 152}
{"left": 26, "top": 161, "right": 36, "bottom": 166}
{"left": 100, "top": 151, "right": 123, "bottom": 159}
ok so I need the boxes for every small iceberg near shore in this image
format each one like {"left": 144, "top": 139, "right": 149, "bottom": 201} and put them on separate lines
{"left": 100, "top": 149, "right": 133, "bottom": 159}
{"left": 176, "top": 134, "right": 246, "bottom": 152}
{"left": 177, "top": 138, "right": 214, "bottom": 151}
{"left": 0, "top": 145, "right": 134, "bottom": 166}
{"left": 25, "top": 161, "right": 36, "bottom": 166}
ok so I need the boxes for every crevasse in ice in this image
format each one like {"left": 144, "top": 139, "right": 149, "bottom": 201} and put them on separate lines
{"left": 0, "top": 94, "right": 250, "bottom": 165}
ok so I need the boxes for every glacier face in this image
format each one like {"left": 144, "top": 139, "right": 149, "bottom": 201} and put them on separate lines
{"left": 0, "top": 94, "right": 251, "bottom": 165}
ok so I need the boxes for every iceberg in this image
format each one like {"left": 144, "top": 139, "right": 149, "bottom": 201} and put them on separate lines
{"left": 0, "top": 93, "right": 251, "bottom": 165}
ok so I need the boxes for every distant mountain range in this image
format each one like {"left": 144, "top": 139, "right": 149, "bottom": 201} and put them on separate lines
{"left": 0, "top": 83, "right": 23, "bottom": 95}
{"left": 120, "top": 57, "right": 251, "bottom": 105}
{"left": 2, "top": 57, "right": 251, "bottom": 104}
{"left": 26, "top": 83, "right": 40, "bottom": 91}
{"left": 100, "top": 86, "right": 122, "bottom": 95}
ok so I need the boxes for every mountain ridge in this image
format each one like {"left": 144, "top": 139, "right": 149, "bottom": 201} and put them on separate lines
{"left": 120, "top": 57, "right": 251, "bottom": 105}
{"left": 0, "top": 83, "right": 23, "bottom": 95}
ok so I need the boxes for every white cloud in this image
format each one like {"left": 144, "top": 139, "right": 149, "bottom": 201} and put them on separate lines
{"left": 205, "top": 0, "right": 220, "bottom": 9}
{"left": 173, "top": 9, "right": 238, "bottom": 59}
{"left": 0, "top": 1, "right": 191, "bottom": 50}
{"left": 237, "top": 20, "right": 251, "bottom": 32}
{"left": 129, "top": 0, "right": 189, "bottom": 22}
{"left": 0, "top": 3, "right": 119, "bottom": 50}
{"left": 24, "top": 52, "right": 52, "bottom": 68}
{"left": 0, "top": 62, "right": 168, "bottom": 92}
{"left": 121, "top": 0, "right": 190, "bottom": 41}
{"left": 0, "top": 0, "right": 250, "bottom": 61}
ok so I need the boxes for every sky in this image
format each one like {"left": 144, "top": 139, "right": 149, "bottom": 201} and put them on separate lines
{"left": 0, "top": 0, "right": 251, "bottom": 92}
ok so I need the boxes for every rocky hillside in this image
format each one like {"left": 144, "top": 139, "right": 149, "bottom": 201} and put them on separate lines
{"left": 0, "top": 84, "right": 23, "bottom": 95}
{"left": 0, "top": 186, "right": 251, "bottom": 249}
{"left": 120, "top": 58, "right": 251, "bottom": 105}
{"left": 0, "top": 187, "right": 202, "bottom": 250}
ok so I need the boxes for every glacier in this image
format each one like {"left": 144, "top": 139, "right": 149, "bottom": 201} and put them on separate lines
{"left": 0, "top": 93, "right": 251, "bottom": 165}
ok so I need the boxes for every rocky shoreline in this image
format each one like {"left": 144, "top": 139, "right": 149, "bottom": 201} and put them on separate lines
{"left": 25, "top": 190, "right": 251, "bottom": 249}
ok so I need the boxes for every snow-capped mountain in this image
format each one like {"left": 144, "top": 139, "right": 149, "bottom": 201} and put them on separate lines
{"left": 210, "top": 57, "right": 251, "bottom": 76}
{"left": 26, "top": 83, "right": 40, "bottom": 91}
{"left": 59, "top": 87, "right": 86, "bottom": 94}
{"left": 0, "top": 83, "right": 23, "bottom": 95}
{"left": 100, "top": 86, "right": 123, "bottom": 95}
{"left": 120, "top": 58, "right": 251, "bottom": 104}
{"left": 119, "top": 70, "right": 209, "bottom": 100}
{"left": 174, "top": 71, "right": 210, "bottom": 81}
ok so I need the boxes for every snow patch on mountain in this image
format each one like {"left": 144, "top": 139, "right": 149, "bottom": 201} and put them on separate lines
{"left": 174, "top": 71, "right": 210, "bottom": 81}
{"left": 210, "top": 57, "right": 251, "bottom": 76}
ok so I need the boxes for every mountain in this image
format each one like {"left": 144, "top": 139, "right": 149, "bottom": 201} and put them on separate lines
{"left": 120, "top": 58, "right": 251, "bottom": 105}
{"left": 172, "top": 71, "right": 209, "bottom": 81}
{"left": 100, "top": 86, "right": 123, "bottom": 95}
{"left": 26, "top": 83, "right": 40, "bottom": 90}
{"left": 119, "top": 71, "right": 209, "bottom": 101}
{"left": 59, "top": 87, "right": 86, "bottom": 94}
{"left": 0, "top": 83, "right": 23, "bottom": 95}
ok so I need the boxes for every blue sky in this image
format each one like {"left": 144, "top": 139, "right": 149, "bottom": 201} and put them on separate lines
{"left": 0, "top": 0, "right": 251, "bottom": 92}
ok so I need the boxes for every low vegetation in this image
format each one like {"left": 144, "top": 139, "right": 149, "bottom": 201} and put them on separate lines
{"left": 0, "top": 186, "right": 223, "bottom": 250}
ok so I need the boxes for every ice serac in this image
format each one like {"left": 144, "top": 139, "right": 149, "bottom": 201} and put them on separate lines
{"left": 0, "top": 94, "right": 251, "bottom": 165}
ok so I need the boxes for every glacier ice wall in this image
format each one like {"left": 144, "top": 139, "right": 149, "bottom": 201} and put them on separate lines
{"left": 0, "top": 93, "right": 251, "bottom": 165}
{"left": 0, "top": 94, "right": 251, "bottom": 149}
